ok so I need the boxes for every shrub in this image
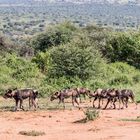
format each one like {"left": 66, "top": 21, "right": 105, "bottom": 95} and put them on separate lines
{"left": 47, "top": 40, "right": 104, "bottom": 80}
{"left": 30, "top": 22, "right": 77, "bottom": 52}
{"left": 108, "top": 75, "right": 132, "bottom": 86}
{"left": 105, "top": 33, "right": 140, "bottom": 68}
{"left": 32, "top": 51, "right": 51, "bottom": 73}
{"left": 102, "top": 62, "right": 139, "bottom": 87}
{"left": 84, "top": 108, "right": 99, "bottom": 122}
{"left": 0, "top": 54, "right": 44, "bottom": 94}
{"left": 133, "top": 74, "right": 140, "bottom": 84}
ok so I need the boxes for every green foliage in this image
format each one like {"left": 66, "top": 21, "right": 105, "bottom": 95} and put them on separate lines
{"left": 0, "top": 35, "right": 17, "bottom": 55}
{"left": 105, "top": 33, "right": 140, "bottom": 68}
{"left": 133, "top": 74, "right": 140, "bottom": 84}
{"left": 0, "top": 54, "right": 44, "bottom": 94}
{"left": 32, "top": 51, "right": 51, "bottom": 73}
{"left": 102, "top": 62, "right": 140, "bottom": 87}
{"left": 1, "top": 23, "right": 140, "bottom": 101}
{"left": 30, "top": 22, "right": 76, "bottom": 52}
{"left": 109, "top": 75, "right": 132, "bottom": 86}
{"left": 47, "top": 40, "right": 104, "bottom": 80}
{"left": 83, "top": 62, "right": 140, "bottom": 96}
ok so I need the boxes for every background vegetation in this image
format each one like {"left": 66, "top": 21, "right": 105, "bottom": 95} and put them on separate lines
{"left": 0, "top": 22, "right": 140, "bottom": 100}
{"left": 0, "top": 3, "right": 140, "bottom": 45}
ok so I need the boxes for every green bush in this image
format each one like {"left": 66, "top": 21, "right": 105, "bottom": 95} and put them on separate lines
{"left": 105, "top": 33, "right": 140, "bottom": 68}
{"left": 133, "top": 74, "right": 140, "bottom": 84}
{"left": 108, "top": 75, "right": 132, "bottom": 86}
{"left": 32, "top": 51, "right": 51, "bottom": 74}
{"left": 47, "top": 40, "right": 104, "bottom": 80}
{"left": 102, "top": 62, "right": 139, "bottom": 86}
{"left": 0, "top": 54, "right": 44, "bottom": 94}
{"left": 30, "top": 22, "right": 77, "bottom": 52}
{"left": 85, "top": 108, "right": 99, "bottom": 122}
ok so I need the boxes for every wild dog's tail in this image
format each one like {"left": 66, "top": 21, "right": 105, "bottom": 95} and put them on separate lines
{"left": 129, "top": 91, "right": 137, "bottom": 109}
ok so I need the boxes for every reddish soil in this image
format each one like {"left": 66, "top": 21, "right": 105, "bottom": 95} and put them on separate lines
{"left": 0, "top": 103, "right": 140, "bottom": 140}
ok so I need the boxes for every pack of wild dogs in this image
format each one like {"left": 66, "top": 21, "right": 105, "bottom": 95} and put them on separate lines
{"left": 3, "top": 87, "right": 137, "bottom": 111}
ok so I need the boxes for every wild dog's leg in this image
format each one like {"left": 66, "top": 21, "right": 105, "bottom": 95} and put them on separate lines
{"left": 113, "top": 98, "right": 117, "bottom": 109}
{"left": 79, "top": 95, "right": 82, "bottom": 103}
{"left": 93, "top": 96, "right": 98, "bottom": 108}
{"left": 118, "top": 97, "right": 121, "bottom": 110}
{"left": 102, "top": 98, "right": 104, "bottom": 105}
{"left": 32, "top": 99, "right": 37, "bottom": 109}
{"left": 121, "top": 97, "right": 125, "bottom": 109}
{"left": 56, "top": 97, "right": 61, "bottom": 109}
{"left": 19, "top": 99, "right": 24, "bottom": 111}
{"left": 29, "top": 97, "right": 33, "bottom": 109}
{"left": 35, "top": 98, "right": 39, "bottom": 108}
{"left": 29, "top": 98, "right": 31, "bottom": 109}
{"left": 14, "top": 99, "right": 19, "bottom": 111}
{"left": 29, "top": 97, "right": 34, "bottom": 109}
{"left": 125, "top": 97, "right": 129, "bottom": 108}
{"left": 98, "top": 97, "right": 101, "bottom": 109}
{"left": 103, "top": 98, "right": 111, "bottom": 110}
{"left": 71, "top": 95, "right": 80, "bottom": 109}
{"left": 109, "top": 98, "right": 113, "bottom": 109}
{"left": 83, "top": 94, "right": 86, "bottom": 100}
{"left": 62, "top": 98, "right": 65, "bottom": 109}
{"left": 72, "top": 96, "right": 75, "bottom": 106}
{"left": 75, "top": 97, "right": 79, "bottom": 106}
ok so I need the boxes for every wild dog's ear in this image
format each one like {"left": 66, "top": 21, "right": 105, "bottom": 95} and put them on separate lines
{"left": 50, "top": 92, "right": 59, "bottom": 101}
{"left": 55, "top": 92, "right": 60, "bottom": 96}
{"left": 7, "top": 89, "right": 12, "bottom": 93}
{"left": 54, "top": 92, "right": 58, "bottom": 95}
{"left": 87, "top": 90, "right": 90, "bottom": 93}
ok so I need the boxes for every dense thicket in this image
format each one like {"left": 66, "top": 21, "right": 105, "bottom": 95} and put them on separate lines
{"left": 0, "top": 23, "right": 140, "bottom": 100}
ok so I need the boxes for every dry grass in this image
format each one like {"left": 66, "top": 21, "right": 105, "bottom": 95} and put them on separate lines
{"left": 120, "top": 118, "right": 140, "bottom": 122}
{"left": 19, "top": 130, "right": 45, "bottom": 136}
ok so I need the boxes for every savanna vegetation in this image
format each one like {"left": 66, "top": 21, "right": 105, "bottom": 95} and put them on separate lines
{"left": 0, "top": 3, "right": 140, "bottom": 45}
{"left": 0, "top": 22, "right": 140, "bottom": 101}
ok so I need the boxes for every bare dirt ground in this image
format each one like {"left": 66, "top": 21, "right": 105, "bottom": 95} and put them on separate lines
{"left": 0, "top": 98, "right": 140, "bottom": 140}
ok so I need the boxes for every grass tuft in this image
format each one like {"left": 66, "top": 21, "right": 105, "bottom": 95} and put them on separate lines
{"left": 84, "top": 108, "right": 99, "bottom": 122}
{"left": 74, "top": 108, "right": 99, "bottom": 123}
{"left": 19, "top": 130, "right": 45, "bottom": 136}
